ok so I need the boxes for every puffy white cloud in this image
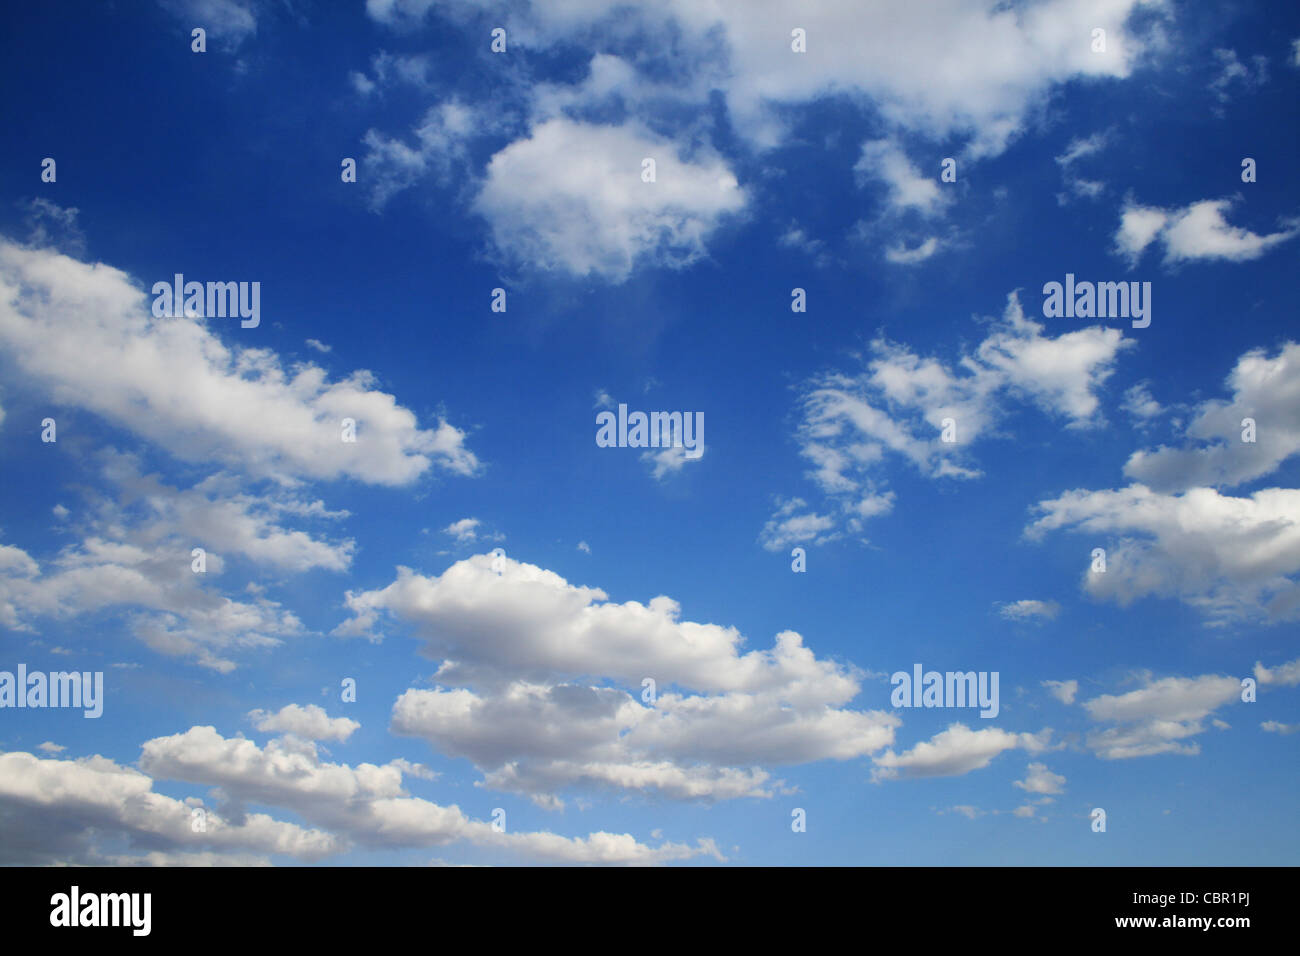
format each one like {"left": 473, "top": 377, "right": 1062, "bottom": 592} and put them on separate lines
{"left": 1042, "top": 679, "right": 1079, "bottom": 705}
{"left": 337, "top": 553, "right": 863, "bottom": 699}
{"left": 139, "top": 726, "right": 719, "bottom": 863}
{"left": 1029, "top": 484, "right": 1300, "bottom": 624}
{"left": 0, "top": 241, "right": 477, "bottom": 486}
{"left": 392, "top": 679, "right": 897, "bottom": 805}
{"left": 249, "top": 704, "right": 360, "bottom": 742}
{"left": 0, "top": 536, "right": 301, "bottom": 672}
{"left": 365, "top": 1, "right": 1165, "bottom": 278}
{"left": 1255, "top": 657, "right": 1300, "bottom": 687}
{"left": 998, "top": 600, "right": 1060, "bottom": 622}
{"left": 855, "top": 140, "right": 949, "bottom": 217}
{"left": 1082, "top": 674, "right": 1241, "bottom": 759}
{"left": 0, "top": 749, "right": 336, "bottom": 865}
{"left": 411, "top": 0, "right": 1160, "bottom": 154}
{"left": 1114, "top": 198, "right": 1299, "bottom": 266}
{"left": 472, "top": 118, "right": 746, "bottom": 282}
{"left": 872, "top": 724, "right": 1052, "bottom": 780}
{"left": 1013, "top": 762, "right": 1066, "bottom": 794}
{"left": 338, "top": 553, "right": 895, "bottom": 804}
{"left": 1124, "top": 343, "right": 1300, "bottom": 491}
{"left": 443, "top": 518, "right": 481, "bottom": 543}
{"left": 1121, "top": 383, "right": 1163, "bottom": 422}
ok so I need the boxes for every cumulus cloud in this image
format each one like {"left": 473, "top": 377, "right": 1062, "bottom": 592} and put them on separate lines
{"left": 1123, "top": 343, "right": 1300, "bottom": 492}
{"left": 337, "top": 552, "right": 896, "bottom": 805}
{"left": 0, "top": 749, "right": 335, "bottom": 865}
{"left": 1029, "top": 484, "right": 1300, "bottom": 624}
{"left": 1255, "top": 657, "right": 1300, "bottom": 687}
{"left": 364, "top": 0, "right": 1164, "bottom": 277}
{"left": 473, "top": 118, "right": 746, "bottom": 282}
{"left": 1082, "top": 674, "right": 1241, "bottom": 759}
{"left": 855, "top": 139, "right": 949, "bottom": 218}
{"left": 1013, "top": 762, "right": 1066, "bottom": 794}
{"left": 389, "top": 0, "right": 1160, "bottom": 155}
{"left": 872, "top": 724, "right": 1053, "bottom": 781}
{"left": 443, "top": 518, "right": 481, "bottom": 543}
{"left": 1114, "top": 197, "right": 1299, "bottom": 267}
{"left": 139, "top": 725, "right": 720, "bottom": 863}
{"left": 0, "top": 241, "right": 478, "bottom": 486}
{"left": 249, "top": 704, "right": 360, "bottom": 742}
{"left": 1042, "top": 679, "right": 1079, "bottom": 705}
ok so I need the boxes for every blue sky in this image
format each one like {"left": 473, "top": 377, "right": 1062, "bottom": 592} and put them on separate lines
{"left": 0, "top": 0, "right": 1298, "bottom": 866}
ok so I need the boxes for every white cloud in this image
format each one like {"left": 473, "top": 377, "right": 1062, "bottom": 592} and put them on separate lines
{"left": 337, "top": 552, "right": 896, "bottom": 804}
{"left": 37, "top": 742, "right": 66, "bottom": 754}
{"left": 769, "top": 291, "right": 1130, "bottom": 544}
{"left": 1121, "top": 383, "right": 1163, "bottom": 422}
{"left": 641, "top": 442, "right": 703, "bottom": 481}
{"left": 0, "top": 748, "right": 335, "bottom": 865}
{"left": 1261, "top": 720, "right": 1299, "bottom": 735}
{"left": 855, "top": 140, "right": 948, "bottom": 218}
{"left": 0, "top": 535, "right": 302, "bottom": 672}
{"left": 1042, "top": 679, "right": 1079, "bottom": 705}
{"left": 758, "top": 498, "right": 848, "bottom": 552}
{"left": 1114, "top": 198, "right": 1299, "bottom": 267}
{"left": 139, "top": 725, "right": 720, "bottom": 863}
{"left": 1013, "top": 762, "right": 1066, "bottom": 794}
{"left": 1207, "top": 49, "right": 1267, "bottom": 104}
{"left": 1255, "top": 657, "right": 1300, "bottom": 687}
{"left": 1123, "top": 343, "right": 1300, "bottom": 491}
{"left": 999, "top": 599, "right": 1060, "bottom": 622}
{"left": 364, "top": 0, "right": 1165, "bottom": 278}
{"left": 249, "top": 704, "right": 360, "bottom": 742}
{"left": 393, "top": 678, "right": 896, "bottom": 805}
{"left": 1029, "top": 484, "right": 1300, "bottom": 624}
{"left": 1082, "top": 674, "right": 1241, "bottom": 759}
{"left": 443, "top": 518, "right": 481, "bottom": 543}
{"left": 304, "top": 338, "right": 331, "bottom": 353}
{"left": 577, "top": 541, "right": 591, "bottom": 554}
{"left": 872, "top": 724, "right": 1052, "bottom": 780}
{"left": 472, "top": 118, "right": 746, "bottom": 282}
{"left": 884, "top": 238, "right": 941, "bottom": 264}
{"left": 414, "top": 0, "right": 1161, "bottom": 155}
{"left": 0, "top": 242, "right": 478, "bottom": 486}
{"left": 157, "top": 0, "right": 257, "bottom": 46}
